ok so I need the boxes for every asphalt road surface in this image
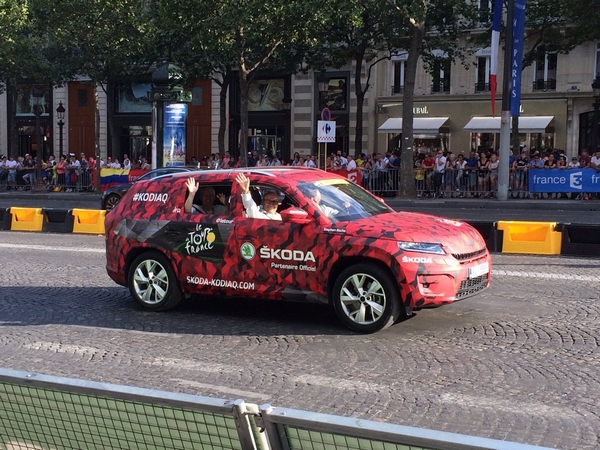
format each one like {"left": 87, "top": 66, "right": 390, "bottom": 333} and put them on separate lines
{"left": 1, "top": 232, "right": 599, "bottom": 449}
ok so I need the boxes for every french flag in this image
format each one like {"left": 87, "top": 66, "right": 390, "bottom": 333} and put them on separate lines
{"left": 490, "top": 0, "right": 502, "bottom": 117}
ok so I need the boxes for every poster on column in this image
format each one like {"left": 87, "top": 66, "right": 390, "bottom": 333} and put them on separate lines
{"left": 163, "top": 103, "right": 187, "bottom": 167}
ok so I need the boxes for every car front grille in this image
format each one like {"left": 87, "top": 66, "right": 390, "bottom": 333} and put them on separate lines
{"left": 456, "top": 274, "right": 488, "bottom": 299}
{"left": 452, "top": 248, "right": 487, "bottom": 262}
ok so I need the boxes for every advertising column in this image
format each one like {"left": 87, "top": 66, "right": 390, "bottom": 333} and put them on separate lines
{"left": 163, "top": 103, "right": 187, "bottom": 167}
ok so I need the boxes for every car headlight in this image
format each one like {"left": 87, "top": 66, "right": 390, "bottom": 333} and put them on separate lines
{"left": 398, "top": 241, "right": 445, "bottom": 255}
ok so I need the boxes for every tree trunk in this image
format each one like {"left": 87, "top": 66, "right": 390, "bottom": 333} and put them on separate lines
{"left": 218, "top": 70, "right": 232, "bottom": 156}
{"left": 106, "top": 81, "right": 120, "bottom": 158}
{"left": 238, "top": 68, "right": 249, "bottom": 167}
{"left": 354, "top": 53, "right": 365, "bottom": 157}
{"left": 398, "top": 24, "right": 424, "bottom": 199}
{"left": 511, "top": 115, "right": 520, "bottom": 154}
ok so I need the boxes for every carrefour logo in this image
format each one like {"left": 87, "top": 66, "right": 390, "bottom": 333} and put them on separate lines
{"left": 240, "top": 242, "right": 256, "bottom": 261}
{"left": 569, "top": 171, "right": 583, "bottom": 190}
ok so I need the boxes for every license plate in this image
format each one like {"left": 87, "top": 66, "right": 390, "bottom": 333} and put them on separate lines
{"left": 469, "top": 262, "right": 489, "bottom": 279}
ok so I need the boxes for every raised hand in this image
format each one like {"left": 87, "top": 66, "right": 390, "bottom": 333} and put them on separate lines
{"left": 186, "top": 177, "right": 199, "bottom": 194}
{"left": 235, "top": 173, "right": 250, "bottom": 193}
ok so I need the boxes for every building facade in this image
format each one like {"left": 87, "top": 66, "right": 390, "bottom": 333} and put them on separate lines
{"left": 0, "top": 38, "right": 598, "bottom": 163}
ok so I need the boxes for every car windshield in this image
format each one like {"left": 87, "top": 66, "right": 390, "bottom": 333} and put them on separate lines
{"left": 297, "top": 179, "right": 392, "bottom": 223}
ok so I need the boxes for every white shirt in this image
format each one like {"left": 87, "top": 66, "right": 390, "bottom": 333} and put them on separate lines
{"left": 591, "top": 155, "right": 600, "bottom": 168}
{"left": 435, "top": 156, "right": 446, "bottom": 173}
{"left": 5, "top": 160, "right": 18, "bottom": 170}
{"left": 241, "top": 193, "right": 281, "bottom": 220}
{"left": 346, "top": 159, "right": 357, "bottom": 171}
{"left": 304, "top": 160, "right": 316, "bottom": 168}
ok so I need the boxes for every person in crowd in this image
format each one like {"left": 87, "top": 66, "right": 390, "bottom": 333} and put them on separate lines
{"left": 336, "top": 150, "right": 348, "bottom": 167}
{"left": 332, "top": 153, "right": 345, "bottom": 171}
{"left": 414, "top": 159, "right": 425, "bottom": 197}
{"left": 464, "top": 151, "right": 479, "bottom": 198}
{"left": 247, "top": 151, "right": 259, "bottom": 167}
{"left": 22, "top": 154, "right": 36, "bottom": 187}
{"left": 433, "top": 149, "right": 446, "bottom": 198}
{"left": 5, "top": 155, "right": 18, "bottom": 189}
{"left": 56, "top": 155, "right": 67, "bottom": 188}
{"left": 291, "top": 152, "right": 302, "bottom": 167}
{"left": 65, "top": 153, "right": 82, "bottom": 192}
{"left": 545, "top": 153, "right": 557, "bottom": 169}
{"left": 304, "top": 155, "right": 316, "bottom": 168}
{"left": 184, "top": 177, "right": 229, "bottom": 214}
{"left": 0, "top": 156, "right": 7, "bottom": 186}
{"left": 512, "top": 150, "right": 529, "bottom": 198}
{"left": 488, "top": 153, "right": 500, "bottom": 197}
{"left": 346, "top": 155, "right": 357, "bottom": 171}
{"left": 477, "top": 152, "right": 490, "bottom": 198}
{"left": 255, "top": 154, "right": 269, "bottom": 168}
{"left": 269, "top": 155, "right": 282, "bottom": 167}
{"left": 421, "top": 150, "right": 435, "bottom": 196}
{"left": 568, "top": 156, "right": 580, "bottom": 168}
{"left": 556, "top": 155, "right": 567, "bottom": 168}
{"left": 444, "top": 152, "right": 458, "bottom": 197}
{"left": 235, "top": 173, "right": 282, "bottom": 220}
{"left": 222, "top": 151, "right": 231, "bottom": 168}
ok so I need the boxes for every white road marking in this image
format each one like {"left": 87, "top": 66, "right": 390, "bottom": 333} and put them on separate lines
{"left": 493, "top": 269, "right": 600, "bottom": 281}
{"left": 439, "top": 392, "right": 581, "bottom": 419}
{"left": 0, "top": 243, "right": 104, "bottom": 253}
{"left": 171, "top": 379, "right": 270, "bottom": 401}
{"left": 294, "top": 374, "right": 385, "bottom": 392}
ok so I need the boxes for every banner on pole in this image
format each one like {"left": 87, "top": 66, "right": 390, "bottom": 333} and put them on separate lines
{"left": 317, "top": 121, "right": 336, "bottom": 143}
{"left": 510, "top": 0, "right": 527, "bottom": 116}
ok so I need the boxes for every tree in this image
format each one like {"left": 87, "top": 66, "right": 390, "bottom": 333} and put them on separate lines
{"left": 308, "top": 0, "right": 397, "bottom": 157}
{"left": 30, "top": 0, "right": 152, "bottom": 158}
{"left": 153, "top": 0, "right": 323, "bottom": 165}
{"left": 388, "top": 0, "right": 476, "bottom": 198}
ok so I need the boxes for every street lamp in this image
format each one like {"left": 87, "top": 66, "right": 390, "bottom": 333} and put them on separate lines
{"left": 56, "top": 101, "right": 65, "bottom": 157}
{"left": 32, "top": 87, "right": 45, "bottom": 188}
{"left": 592, "top": 75, "right": 600, "bottom": 153}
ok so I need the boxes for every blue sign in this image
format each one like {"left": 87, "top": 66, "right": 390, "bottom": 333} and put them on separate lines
{"left": 529, "top": 168, "right": 600, "bottom": 193}
{"left": 510, "top": 0, "right": 526, "bottom": 116}
{"left": 163, "top": 103, "right": 187, "bottom": 167}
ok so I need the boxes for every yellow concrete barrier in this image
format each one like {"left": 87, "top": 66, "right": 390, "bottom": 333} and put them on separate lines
{"left": 72, "top": 208, "right": 106, "bottom": 234}
{"left": 496, "top": 221, "right": 562, "bottom": 255}
{"left": 10, "top": 207, "right": 44, "bottom": 232}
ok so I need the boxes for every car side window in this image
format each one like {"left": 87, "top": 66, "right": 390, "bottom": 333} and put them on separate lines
{"left": 185, "top": 182, "right": 232, "bottom": 215}
{"left": 244, "top": 185, "right": 296, "bottom": 216}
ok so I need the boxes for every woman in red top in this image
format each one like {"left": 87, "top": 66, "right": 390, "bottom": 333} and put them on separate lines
{"left": 57, "top": 155, "right": 67, "bottom": 188}
{"left": 422, "top": 151, "right": 435, "bottom": 195}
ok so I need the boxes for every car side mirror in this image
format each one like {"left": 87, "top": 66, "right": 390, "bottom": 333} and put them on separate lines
{"left": 280, "top": 207, "right": 312, "bottom": 224}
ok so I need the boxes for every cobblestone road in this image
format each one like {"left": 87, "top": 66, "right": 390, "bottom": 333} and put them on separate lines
{"left": 0, "top": 232, "right": 599, "bottom": 450}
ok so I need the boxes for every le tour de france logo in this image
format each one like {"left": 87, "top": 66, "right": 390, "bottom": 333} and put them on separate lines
{"left": 185, "top": 224, "right": 217, "bottom": 255}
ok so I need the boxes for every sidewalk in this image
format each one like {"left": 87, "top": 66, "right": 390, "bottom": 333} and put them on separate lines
{"left": 0, "top": 189, "right": 598, "bottom": 223}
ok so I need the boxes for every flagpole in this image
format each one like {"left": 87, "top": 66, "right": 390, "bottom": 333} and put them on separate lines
{"left": 497, "top": 0, "right": 515, "bottom": 201}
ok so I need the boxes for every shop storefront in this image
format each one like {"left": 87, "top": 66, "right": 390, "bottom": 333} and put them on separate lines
{"left": 377, "top": 98, "right": 568, "bottom": 156}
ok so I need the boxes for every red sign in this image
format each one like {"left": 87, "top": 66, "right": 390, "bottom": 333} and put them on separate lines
{"left": 321, "top": 107, "right": 331, "bottom": 121}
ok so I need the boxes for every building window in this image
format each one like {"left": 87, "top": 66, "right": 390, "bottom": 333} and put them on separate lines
{"left": 596, "top": 43, "right": 600, "bottom": 77}
{"left": 475, "top": 56, "right": 491, "bottom": 92}
{"left": 477, "top": 0, "right": 492, "bottom": 23}
{"left": 78, "top": 89, "right": 88, "bottom": 107}
{"left": 533, "top": 52, "right": 557, "bottom": 91}
{"left": 432, "top": 58, "right": 451, "bottom": 94}
{"left": 393, "top": 61, "right": 405, "bottom": 94}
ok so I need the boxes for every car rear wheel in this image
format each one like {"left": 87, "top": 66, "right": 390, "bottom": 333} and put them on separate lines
{"left": 104, "top": 194, "right": 121, "bottom": 211}
{"left": 332, "top": 263, "right": 401, "bottom": 333}
{"left": 128, "top": 252, "right": 182, "bottom": 311}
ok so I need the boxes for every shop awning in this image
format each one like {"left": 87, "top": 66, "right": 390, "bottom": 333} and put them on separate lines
{"left": 378, "top": 117, "right": 449, "bottom": 134}
{"left": 463, "top": 116, "right": 554, "bottom": 133}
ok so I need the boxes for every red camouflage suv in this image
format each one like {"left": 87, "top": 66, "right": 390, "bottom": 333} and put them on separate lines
{"left": 105, "top": 167, "right": 491, "bottom": 333}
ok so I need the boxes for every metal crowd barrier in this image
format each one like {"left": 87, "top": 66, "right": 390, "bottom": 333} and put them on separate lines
{"left": 0, "top": 168, "right": 96, "bottom": 192}
{"left": 359, "top": 167, "right": 584, "bottom": 200}
{"left": 0, "top": 368, "right": 554, "bottom": 450}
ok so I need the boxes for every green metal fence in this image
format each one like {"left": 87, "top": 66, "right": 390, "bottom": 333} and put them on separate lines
{"left": 0, "top": 369, "right": 554, "bottom": 450}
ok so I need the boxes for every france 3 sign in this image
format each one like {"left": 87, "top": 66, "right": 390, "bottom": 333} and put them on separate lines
{"left": 317, "top": 120, "right": 336, "bottom": 143}
{"left": 529, "top": 168, "right": 600, "bottom": 192}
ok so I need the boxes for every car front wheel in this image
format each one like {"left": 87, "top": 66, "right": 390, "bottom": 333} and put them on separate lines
{"left": 332, "top": 263, "right": 401, "bottom": 333}
{"left": 128, "top": 252, "right": 182, "bottom": 311}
